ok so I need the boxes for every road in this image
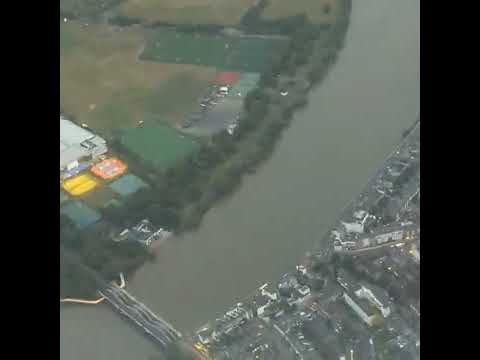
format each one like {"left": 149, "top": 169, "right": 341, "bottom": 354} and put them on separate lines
{"left": 99, "top": 285, "right": 182, "bottom": 350}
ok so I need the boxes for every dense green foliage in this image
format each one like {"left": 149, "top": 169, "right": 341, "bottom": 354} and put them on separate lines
{"left": 60, "top": 219, "right": 153, "bottom": 298}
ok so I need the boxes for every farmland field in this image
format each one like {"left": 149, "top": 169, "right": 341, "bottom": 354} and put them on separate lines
{"left": 141, "top": 30, "right": 288, "bottom": 73}
{"left": 60, "top": 21, "right": 216, "bottom": 135}
{"left": 120, "top": 122, "right": 198, "bottom": 171}
{"left": 261, "top": 0, "right": 340, "bottom": 24}
{"left": 117, "top": 0, "right": 255, "bottom": 26}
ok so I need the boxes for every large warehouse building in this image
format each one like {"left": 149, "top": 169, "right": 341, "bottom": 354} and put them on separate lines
{"left": 60, "top": 116, "right": 107, "bottom": 172}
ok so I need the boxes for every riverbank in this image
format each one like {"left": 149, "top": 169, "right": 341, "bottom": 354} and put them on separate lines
{"left": 192, "top": 118, "right": 419, "bottom": 329}
{"left": 60, "top": 273, "right": 126, "bottom": 305}
{"left": 190, "top": 120, "right": 419, "bottom": 360}
{"left": 312, "top": 120, "right": 420, "bottom": 258}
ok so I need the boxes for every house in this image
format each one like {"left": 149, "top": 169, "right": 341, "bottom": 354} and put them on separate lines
{"left": 353, "top": 210, "right": 368, "bottom": 220}
{"left": 342, "top": 222, "right": 364, "bottom": 234}
{"left": 117, "top": 219, "right": 170, "bottom": 246}
{"left": 343, "top": 292, "right": 377, "bottom": 326}
{"left": 355, "top": 283, "right": 391, "bottom": 318}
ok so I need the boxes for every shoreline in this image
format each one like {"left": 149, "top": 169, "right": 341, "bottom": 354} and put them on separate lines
{"left": 313, "top": 120, "right": 420, "bottom": 257}
{"left": 60, "top": 273, "right": 125, "bottom": 305}
{"left": 192, "top": 118, "right": 420, "bottom": 337}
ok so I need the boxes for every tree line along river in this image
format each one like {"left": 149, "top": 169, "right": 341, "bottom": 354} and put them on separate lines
{"left": 60, "top": 0, "right": 419, "bottom": 358}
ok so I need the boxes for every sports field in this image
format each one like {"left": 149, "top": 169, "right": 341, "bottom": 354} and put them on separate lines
{"left": 61, "top": 21, "right": 216, "bottom": 134}
{"left": 120, "top": 122, "right": 198, "bottom": 171}
{"left": 141, "top": 30, "right": 288, "bottom": 73}
{"left": 82, "top": 185, "right": 119, "bottom": 209}
{"left": 261, "top": 0, "right": 340, "bottom": 24}
{"left": 118, "top": 0, "right": 255, "bottom": 26}
{"left": 62, "top": 174, "right": 99, "bottom": 196}
{"left": 61, "top": 201, "right": 102, "bottom": 229}
{"left": 109, "top": 174, "right": 148, "bottom": 197}
{"left": 91, "top": 158, "right": 127, "bottom": 180}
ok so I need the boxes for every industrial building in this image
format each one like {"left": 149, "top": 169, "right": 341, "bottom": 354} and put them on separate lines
{"left": 60, "top": 116, "right": 107, "bottom": 174}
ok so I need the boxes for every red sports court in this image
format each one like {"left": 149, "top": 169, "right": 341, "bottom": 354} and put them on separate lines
{"left": 215, "top": 72, "right": 240, "bottom": 86}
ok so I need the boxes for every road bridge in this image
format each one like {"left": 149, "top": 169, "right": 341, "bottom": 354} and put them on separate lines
{"left": 61, "top": 245, "right": 182, "bottom": 351}
{"left": 99, "top": 285, "right": 182, "bottom": 350}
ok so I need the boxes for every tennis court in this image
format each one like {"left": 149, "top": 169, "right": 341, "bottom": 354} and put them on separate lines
{"left": 62, "top": 174, "right": 99, "bottom": 196}
{"left": 120, "top": 122, "right": 198, "bottom": 171}
{"left": 60, "top": 201, "right": 102, "bottom": 229}
{"left": 228, "top": 72, "right": 260, "bottom": 99}
{"left": 82, "top": 186, "right": 119, "bottom": 209}
{"left": 109, "top": 174, "right": 149, "bottom": 197}
{"left": 141, "top": 31, "right": 288, "bottom": 73}
{"left": 91, "top": 158, "right": 128, "bottom": 180}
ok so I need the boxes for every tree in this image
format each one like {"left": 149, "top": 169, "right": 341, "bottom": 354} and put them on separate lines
{"left": 259, "top": 70, "right": 278, "bottom": 88}
{"left": 145, "top": 204, "right": 180, "bottom": 230}
{"left": 212, "top": 130, "right": 235, "bottom": 155}
{"left": 184, "top": 184, "right": 203, "bottom": 202}
{"left": 308, "top": 63, "right": 326, "bottom": 84}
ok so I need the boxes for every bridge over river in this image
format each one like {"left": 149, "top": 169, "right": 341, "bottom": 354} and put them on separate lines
{"left": 99, "top": 285, "right": 182, "bottom": 350}
{"left": 61, "top": 245, "right": 182, "bottom": 351}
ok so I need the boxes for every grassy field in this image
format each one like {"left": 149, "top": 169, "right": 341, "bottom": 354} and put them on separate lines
{"left": 117, "top": 0, "right": 255, "bottom": 26}
{"left": 61, "top": 0, "right": 124, "bottom": 18}
{"left": 141, "top": 30, "right": 288, "bottom": 73}
{"left": 120, "top": 122, "right": 198, "bottom": 171}
{"left": 261, "top": 0, "right": 340, "bottom": 24}
{"left": 60, "top": 21, "right": 216, "bottom": 135}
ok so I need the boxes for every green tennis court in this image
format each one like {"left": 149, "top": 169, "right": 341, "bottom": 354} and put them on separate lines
{"left": 120, "top": 122, "right": 198, "bottom": 171}
{"left": 141, "top": 30, "right": 288, "bottom": 73}
{"left": 60, "top": 201, "right": 102, "bottom": 229}
{"left": 109, "top": 174, "right": 149, "bottom": 198}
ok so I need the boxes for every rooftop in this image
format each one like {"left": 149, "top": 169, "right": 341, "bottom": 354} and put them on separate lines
{"left": 60, "top": 116, "right": 106, "bottom": 169}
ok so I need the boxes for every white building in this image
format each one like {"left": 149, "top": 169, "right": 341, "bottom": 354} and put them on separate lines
{"left": 375, "top": 230, "right": 404, "bottom": 244}
{"left": 60, "top": 116, "right": 107, "bottom": 172}
{"left": 343, "top": 292, "right": 375, "bottom": 326}
{"left": 342, "top": 221, "right": 364, "bottom": 234}
{"left": 355, "top": 285, "right": 391, "bottom": 318}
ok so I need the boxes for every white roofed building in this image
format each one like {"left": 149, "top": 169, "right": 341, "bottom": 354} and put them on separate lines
{"left": 60, "top": 116, "right": 107, "bottom": 172}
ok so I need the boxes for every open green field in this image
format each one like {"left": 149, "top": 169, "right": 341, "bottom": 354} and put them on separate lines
{"left": 261, "top": 0, "right": 340, "bottom": 24}
{"left": 60, "top": 21, "right": 216, "bottom": 135}
{"left": 120, "top": 122, "right": 198, "bottom": 171}
{"left": 117, "top": 0, "right": 255, "bottom": 26}
{"left": 141, "top": 30, "right": 288, "bottom": 73}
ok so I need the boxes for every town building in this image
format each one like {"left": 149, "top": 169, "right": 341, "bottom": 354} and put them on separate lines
{"left": 355, "top": 284, "right": 391, "bottom": 318}
{"left": 60, "top": 116, "right": 107, "bottom": 174}
{"left": 116, "top": 219, "right": 170, "bottom": 247}
{"left": 343, "top": 292, "right": 377, "bottom": 327}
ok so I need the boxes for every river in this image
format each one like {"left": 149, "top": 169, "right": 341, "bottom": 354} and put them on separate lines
{"left": 60, "top": 0, "right": 419, "bottom": 358}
